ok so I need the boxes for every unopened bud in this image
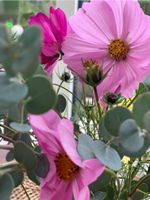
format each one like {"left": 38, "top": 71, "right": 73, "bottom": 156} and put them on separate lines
{"left": 61, "top": 72, "right": 71, "bottom": 82}
{"left": 82, "top": 59, "right": 103, "bottom": 86}
{"left": 104, "top": 92, "right": 121, "bottom": 105}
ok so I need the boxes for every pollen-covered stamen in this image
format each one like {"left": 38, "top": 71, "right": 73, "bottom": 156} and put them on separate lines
{"left": 55, "top": 153, "right": 79, "bottom": 180}
{"left": 108, "top": 39, "right": 129, "bottom": 61}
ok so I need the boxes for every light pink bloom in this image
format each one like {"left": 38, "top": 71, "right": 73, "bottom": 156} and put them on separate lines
{"left": 29, "top": 7, "right": 67, "bottom": 75}
{"left": 29, "top": 110, "right": 105, "bottom": 200}
{"left": 63, "top": 0, "right": 150, "bottom": 99}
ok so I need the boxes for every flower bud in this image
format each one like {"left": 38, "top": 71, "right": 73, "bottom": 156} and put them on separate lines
{"left": 82, "top": 59, "right": 103, "bottom": 86}
{"left": 61, "top": 72, "right": 71, "bottom": 82}
{"left": 104, "top": 92, "right": 121, "bottom": 105}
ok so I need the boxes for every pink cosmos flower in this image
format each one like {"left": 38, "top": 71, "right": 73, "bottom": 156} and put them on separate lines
{"left": 29, "top": 7, "right": 67, "bottom": 75}
{"left": 62, "top": 0, "right": 150, "bottom": 100}
{"left": 29, "top": 110, "right": 105, "bottom": 200}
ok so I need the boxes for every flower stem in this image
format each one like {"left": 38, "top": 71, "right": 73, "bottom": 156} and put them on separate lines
{"left": 56, "top": 80, "right": 64, "bottom": 94}
{"left": 93, "top": 86, "right": 102, "bottom": 119}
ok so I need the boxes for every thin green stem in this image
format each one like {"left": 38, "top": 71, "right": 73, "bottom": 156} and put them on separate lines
{"left": 56, "top": 80, "right": 64, "bottom": 94}
{"left": 93, "top": 86, "right": 102, "bottom": 119}
{"left": 0, "top": 124, "right": 17, "bottom": 134}
{"left": 53, "top": 84, "right": 84, "bottom": 108}
{"left": 20, "top": 102, "right": 25, "bottom": 124}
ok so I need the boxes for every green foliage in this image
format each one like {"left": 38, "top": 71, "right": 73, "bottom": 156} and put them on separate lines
{"left": 35, "top": 154, "right": 49, "bottom": 178}
{"left": 26, "top": 75, "right": 57, "bottom": 114}
{"left": 55, "top": 94, "right": 67, "bottom": 113}
{"left": 14, "top": 141, "right": 37, "bottom": 170}
{"left": 0, "top": 25, "right": 41, "bottom": 78}
{"left": 90, "top": 171, "right": 112, "bottom": 192}
{"left": 77, "top": 134, "right": 121, "bottom": 170}
{"left": 91, "top": 191, "right": 106, "bottom": 200}
{"left": 10, "top": 122, "right": 31, "bottom": 133}
{"left": 0, "top": 73, "right": 28, "bottom": 108}
{"left": 133, "top": 93, "right": 150, "bottom": 127}
{"left": 0, "top": 173, "right": 14, "bottom": 200}
{"left": 119, "top": 119, "right": 148, "bottom": 157}
{"left": 9, "top": 170, "right": 23, "bottom": 188}
{"left": 104, "top": 107, "right": 132, "bottom": 136}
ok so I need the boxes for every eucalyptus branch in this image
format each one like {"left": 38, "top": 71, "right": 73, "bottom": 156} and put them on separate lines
{"left": 0, "top": 124, "right": 17, "bottom": 134}
{"left": 0, "top": 132, "right": 15, "bottom": 144}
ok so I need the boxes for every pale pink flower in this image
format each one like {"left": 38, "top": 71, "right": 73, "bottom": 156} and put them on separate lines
{"left": 29, "top": 7, "right": 67, "bottom": 75}
{"left": 29, "top": 110, "right": 105, "bottom": 200}
{"left": 63, "top": 0, "right": 150, "bottom": 99}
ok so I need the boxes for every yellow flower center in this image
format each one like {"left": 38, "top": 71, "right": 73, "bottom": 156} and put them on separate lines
{"left": 55, "top": 153, "right": 79, "bottom": 180}
{"left": 108, "top": 39, "right": 129, "bottom": 61}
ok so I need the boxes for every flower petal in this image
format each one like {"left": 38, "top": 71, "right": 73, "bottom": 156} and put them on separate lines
{"left": 78, "top": 159, "right": 105, "bottom": 186}
{"left": 29, "top": 12, "right": 56, "bottom": 43}
{"left": 72, "top": 178, "right": 90, "bottom": 200}
{"left": 29, "top": 110, "right": 61, "bottom": 132}
{"left": 57, "top": 119, "right": 82, "bottom": 166}
{"left": 40, "top": 179, "right": 72, "bottom": 200}
{"left": 29, "top": 110, "right": 62, "bottom": 154}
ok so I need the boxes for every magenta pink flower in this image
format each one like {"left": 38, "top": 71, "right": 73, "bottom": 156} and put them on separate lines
{"left": 29, "top": 7, "right": 67, "bottom": 75}
{"left": 63, "top": 0, "right": 150, "bottom": 99}
{"left": 29, "top": 110, "right": 105, "bottom": 200}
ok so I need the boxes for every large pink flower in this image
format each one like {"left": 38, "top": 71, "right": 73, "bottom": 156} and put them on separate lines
{"left": 29, "top": 110, "right": 105, "bottom": 200}
{"left": 62, "top": 0, "right": 150, "bottom": 99}
{"left": 29, "top": 7, "right": 67, "bottom": 75}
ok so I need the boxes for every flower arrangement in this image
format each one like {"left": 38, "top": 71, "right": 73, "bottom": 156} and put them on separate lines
{"left": 0, "top": 0, "right": 150, "bottom": 200}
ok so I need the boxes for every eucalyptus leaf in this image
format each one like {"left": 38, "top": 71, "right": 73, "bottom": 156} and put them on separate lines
{"left": 19, "top": 133, "right": 32, "bottom": 146}
{"left": 77, "top": 134, "right": 95, "bottom": 160}
{"left": 6, "top": 150, "right": 14, "bottom": 162}
{"left": 14, "top": 141, "right": 37, "bottom": 170}
{"left": 9, "top": 170, "right": 23, "bottom": 188}
{"left": 12, "top": 27, "right": 41, "bottom": 78}
{"left": 0, "top": 73, "right": 28, "bottom": 107}
{"left": 26, "top": 75, "right": 57, "bottom": 114}
{"left": 27, "top": 170, "right": 40, "bottom": 185}
{"left": 35, "top": 154, "right": 49, "bottom": 178}
{"left": 99, "top": 117, "right": 112, "bottom": 141}
{"left": 143, "top": 111, "right": 150, "bottom": 132}
{"left": 55, "top": 94, "right": 67, "bottom": 113}
{"left": 94, "top": 140, "right": 121, "bottom": 171}
{"left": 78, "top": 134, "right": 121, "bottom": 170}
{"left": 104, "top": 107, "right": 132, "bottom": 136}
{"left": 133, "top": 93, "right": 150, "bottom": 127}
{"left": 119, "top": 119, "right": 149, "bottom": 157}
{"left": 0, "top": 173, "right": 14, "bottom": 200}
{"left": 10, "top": 122, "right": 31, "bottom": 133}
